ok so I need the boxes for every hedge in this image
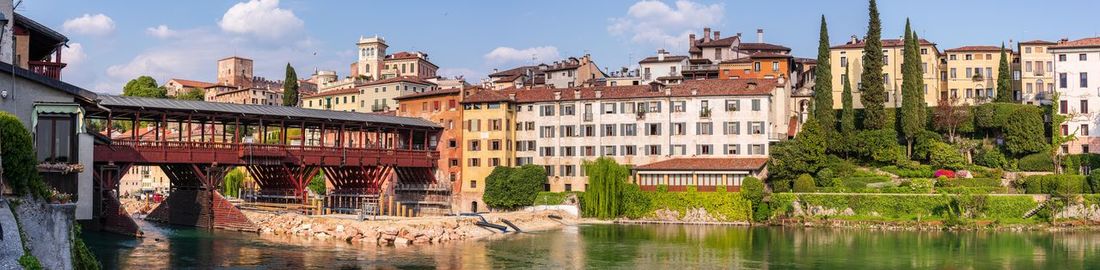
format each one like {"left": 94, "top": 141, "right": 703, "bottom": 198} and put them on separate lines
{"left": 983, "top": 196, "right": 1040, "bottom": 219}
{"left": 642, "top": 190, "right": 753, "bottom": 221}
{"left": 879, "top": 165, "right": 934, "bottom": 178}
{"left": 936, "top": 178, "right": 1002, "bottom": 188}
{"left": 798, "top": 194, "right": 952, "bottom": 218}
{"left": 1018, "top": 153, "right": 1054, "bottom": 172}
{"left": 1062, "top": 154, "right": 1100, "bottom": 175}
{"left": 1018, "top": 175, "right": 1088, "bottom": 194}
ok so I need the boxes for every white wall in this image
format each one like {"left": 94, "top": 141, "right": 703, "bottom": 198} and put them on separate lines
{"left": 1053, "top": 47, "right": 1100, "bottom": 153}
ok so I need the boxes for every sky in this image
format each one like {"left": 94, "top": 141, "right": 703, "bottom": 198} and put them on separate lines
{"left": 17, "top": 0, "right": 1100, "bottom": 94}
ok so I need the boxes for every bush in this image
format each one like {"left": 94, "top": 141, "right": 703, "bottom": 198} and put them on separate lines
{"left": 798, "top": 194, "right": 952, "bottom": 219}
{"left": 929, "top": 142, "right": 967, "bottom": 170}
{"left": 907, "top": 178, "right": 934, "bottom": 193}
{"left": 1089, "top": 169, "right": 1100, "bottom": 194}
{"left": 483, "top": 165, "right": 546, "bottom": 209}
{"left": 815, "top": 168, "right": 837, "bottom": 187}
{"left": 936, "top": 178, "right": 1002, "bottom": 188}
{"left": 645, "top": 190, "right": 753, "bottom": 221}
{"left": 534, "top": 192, "right": 574, "bottom": 205}
{"left": 984, "top": 196, "right": 1040, "bottom": 219}
{"left": 582, "top": 157, "right": 632, "bottom": 219}
{"left": 0, "top": 112, "right": 51, "bottom": 199}
{"left": 619, "top": 184, "right": 650, "bottom": 219}
{"left": 742, "top": 177, "right": 765, "bottom": 205}
{"left": 794, "top": 174, "right": 816, "bottom": 192}
{"left": 769, "top": 193, "right": 798, "bottom": 218}
{"left": 1003, "top": 106, "right": 1048, "bottom": 155}
{"left": 771, "top": 179, "right": 792, "bottom": 193}
{"left": 1018, "top": 175, "right": 1087, "bottom": 195}
{"left": 880, "top": 164, "right": 934, "bottom": 178}
{"left": 855, "top": 129, "right": 905, "bottom": 165}
{"left": 974, "top": 146, "right": 1009, "bottom": 169}
{"left": 912, "top": 130, "right": 944, "bottom": 161}
{"left": 1018, "top": 153, "right": 1054, "bottom": 172}
{"left": 1062, "top": 154, "right": 1100, "bottom": 175}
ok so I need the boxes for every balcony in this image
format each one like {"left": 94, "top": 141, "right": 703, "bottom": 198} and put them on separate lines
{"left": 371, "top": 104, "right": 389, "bottom": 112}
{"left": 29, "top": 61, "right": 66, "bottom": 80}
{"left": 636, "top": 111, "right": 646, "bottom": 120}
{"left": 971, "top": 74, "right": 985, "bottom": 82}
{"left": 685, "top": 64, "right": 718, "bottom": 72}
{"left": 699, "top": 107, "right": 712, "bottom": 119}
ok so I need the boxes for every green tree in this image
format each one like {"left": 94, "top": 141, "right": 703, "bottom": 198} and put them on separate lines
{"left": 767, "top": 118, "right": 827, "bottom": 180}
{"left": 812, "top": 15, "right": 835, "bottom": 132}
{"left": 840, "top": 66, "right": 856, "bottom": 134}
{"left": 0, "top": 112, "right": 50, "bottom": 198}
{"left": 1004, "top": 105, "right": 1047, "bottom": 156}
{"left": 929, "top": 141, "right": 966, "bottom": 170}
{"left": 283, "top": 63, "right": 300, "bottom": 106}
{"left": 793, "top": 174, "right": 816, "bottom": 193}
{"left": 899, "top": 20, "right": 926, "bottom": 158}
{"left": 483, "top": 165, "right": 546, "bottom": 209}
{"left": 859, "top": 0, "right": 887, "bottom": 130}
{"left": 175, "top": 88, "right": 205, "bottom": 101}
{"left": 995, "top": 43, "right": 1014, "bottom": 102}
{"left": 122, "top": 76, "right": 167, "bottom": 98}
{"left": 581, "top": 157, "right": 631, "bottom": 219}
{"left": 222, "top": 167, "right": 246, "bottom": 198}
{"left": 1050, "top": 92, "right": 1074, "bottom": 173}
{"left": 308, "top": 170, "right": 326, "bottom": 196}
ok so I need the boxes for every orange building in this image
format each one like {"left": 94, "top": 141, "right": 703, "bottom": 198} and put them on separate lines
{"left": 719, "top": 53, "right": 793, "bottom": 80}
{"left": 394, "top": 87, "right": 465, "bottom": 212}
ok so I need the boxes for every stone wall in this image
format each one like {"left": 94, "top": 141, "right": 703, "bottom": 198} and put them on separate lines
{"left": 13, "top": 198, "right": 74, "bottom": 270}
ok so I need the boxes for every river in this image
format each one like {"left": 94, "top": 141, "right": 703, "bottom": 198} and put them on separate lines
{"left": 83, "top": 220, "right": 1100, "bottom": 269}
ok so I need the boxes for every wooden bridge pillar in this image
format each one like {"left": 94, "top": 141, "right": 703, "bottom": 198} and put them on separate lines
{"left": 89, "top": 163, "right": 142, "bottom": 236}
{"left": 145, "top": 164, "right": 257, "bottom": 231}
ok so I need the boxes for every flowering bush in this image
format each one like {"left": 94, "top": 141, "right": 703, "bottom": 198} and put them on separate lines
{"left": 934, "top": 169, "right": 956, "bottom": 179}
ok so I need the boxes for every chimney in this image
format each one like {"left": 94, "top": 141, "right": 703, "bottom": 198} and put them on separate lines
{"left": 714, "top": 31, "right": 721, "bottom": 40}
{"left": 690, "top": 88, "right": 698, "bottom": 96}
{"left": 736, "top": 32, "right": 742, "bottom": 39}
{"left": 574, "top": 89, "right": 582, "bottom": 99}
{"left": 747, "top": 82, "right": 757, "bottom": 90}
{"left": 850, "top": 35, "right": 859, "bottom": 44}
{"left": 757, "top": 29, "right": 764, "bottom": 43}
{"left": 554, "top": 91, "right": 562, "bottom": 100}
{"left": 657, "top": 49, "right": 666, "bottom": 61}
{"left": 688, "top": 33, "right": 696, "bottom": 48}
{"left": 703, "top": 27, "right": 712, "bottom": 42}
{"left": 1061, "top": 37, "right": 1069, "bottom": 43}
{"left": 595, "top": 89, "right": 603, "bottom": 98}
{"left": 508, "top": 93, "right": 516, "bottom": 100}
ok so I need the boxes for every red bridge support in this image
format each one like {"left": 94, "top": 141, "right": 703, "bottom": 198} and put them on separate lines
{"left": 145, "top": 164, "right": 257, "bottom": 231}
{"left": 90, "top": 163, "right": 142, "bottom": 236}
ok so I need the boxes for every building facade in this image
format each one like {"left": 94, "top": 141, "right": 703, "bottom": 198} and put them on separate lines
{"left": 395, "top": 88, "right": 465, "bottom": 212}
{"left": 1018, "top": 40, "right": 1057, "bottom": 105}
{"left": 458, "top": 90, "right": 515, "bottom": 212}
{"left": 829, "top": 37, "right": 944, "bottom": 109}
{"left": 943, "top": 46, "right": 1013, "bottom": 105}
{"left": 1052, "top": 37, "right": 1100, "bottom": 154}
{"left": 353, "top": 36, "right": 439, "bottom": 81}
{"left": 164, "top": 78, "right": 215, "bottom": 97}
{"left": 543, "top": 55, "right": 606, "bottom": 89}
{"left": 217, "top": 56, "right": 254, "bottom": 88}
{"left": 638, "top": 50, "right": 688, "bottom": 84}
{"left": 302, "top": 88, "right": 361, "bottom": 112}
{"left": 205, "top": 86, "right": 282, "bottom": 106}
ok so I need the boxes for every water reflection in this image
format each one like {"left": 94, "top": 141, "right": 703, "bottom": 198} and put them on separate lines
{"left": 83, "top": 220, "right": 1100, "bottom": 269}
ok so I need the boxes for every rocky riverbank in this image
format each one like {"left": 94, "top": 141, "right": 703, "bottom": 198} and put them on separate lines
{"left": 243, "top": 209, "right": 576, "bottom": 246}
{"left": 120, "top": 198, "right": 158, "bottom": 215}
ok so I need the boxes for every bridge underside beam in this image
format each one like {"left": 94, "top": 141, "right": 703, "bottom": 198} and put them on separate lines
{"left": 145, "top": 164, "right": 256, "bottom": 231}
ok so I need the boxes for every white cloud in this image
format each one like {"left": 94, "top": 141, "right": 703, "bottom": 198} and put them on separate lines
{"left": 145, "top": 25, "right": 178, "bottom": 39}
{"left": 483, "top": 46, "right": 560, "bottom": 65}
{"left": 62, "top": 14, "right": 116, "bottom": 36}
{"left": 62, "top": 43, "right": 87, "bottom": 67}
{"left": 608, "top": 0, "right": 723, "bottom": 51}
{"left": 219, "top": 0, "right": 304, "bottom": 39}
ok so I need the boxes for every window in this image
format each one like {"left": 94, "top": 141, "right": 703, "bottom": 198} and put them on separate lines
{"left": 540, "top": 126, "right": 556, "bottom": 138}
{"left": 671, "top": 101, "right": 686, "bottom": 112}
{"left": 670, "top": 144, "right": 686, "bottom": 155}
{"left": 697, "top": 122, "right": 713, "bottom": 135}
{"left": 621, "top": 124, "right": 637, "bottom": 136}
{"left": 883, "top": 55, "right": 889, "bottom": 65}
{"left": 602, "top": 124, "right": 617, "bottom": 136}
{"left": 544, "top": 166, "right": 555, "bottom": 176}
{"left": 467, "top": 158, "right": 481, "bottom": 167}
{"left": 697, "top": 144, "right": 713, "bottom": 155}
{"left": 582, "top": 146, "right": 596, "bottom": 156}
{"left": 561, "top": 104, "right": 575, "bottom": 115}
{"left": 602, "top": 145, "right": 617, "bottom": 156}
{"left": 671, "top": 123, "right": 686, "bottom": 135}
{"left": 750, "top": 144, "right": 766, "bottom": 155}
{"left": 448, "top": 139, "right": 457, "bottom": 148}
{"left": 561, "top": 146, "right": 576, "bottom": 157}
{"left": 622, "top": 145, "right": 637, "bottom": 156}
{"left": 470, "top": 180, "right": 477, "bottom": 188}
{"left": 1082, "top": 54, "right": 1089, "bottom": 61}
{"left": 582, "top": 124, "right": 596, "bottom": 137}
{"left": 489, "top": 119, "right": 503, "bottom": 131}
{"left": 1082, "top": 73, "right": 1089, "bottom": 88}
{"left": 840, "top": 56, "right": 848, "bottom": 67}
{"left": 468, "top": 140, "right": 481, "bottom": 151}
{"left": 540, "top": 105, "right": 555, "bottom": 116}
{"left": 489, "top": 158, "right": 501, "bottom": 167}
{"left": 920, "top": 48, "right": 928, "bottom": 54}
{"left": 1083, "top": 100, "right": 1090, "bottom": 114}
{"left": 724, "top": 144, "right": 740, "bottom": 155}
{"left": 1061, "top": 100, "right": 1068, "bottom": 114}
{"left": 1060, "top": 73, "right": 1068, "bottom": 88}
{"left": 950, "top": 68, "right": 956, "bottom": 79}
{"left": 602, "top": 103, "right": 616, "bottom": 114}
{"left": 1062, "top": 125, "right": 1069, "bottom": 136}
{"left": 646, "top": 123, "right": 662, "bottom": 135}
{"left": 1059, "top": 54, "right": 1067, "bottom": 62}
{"left": 772, "top": 61, "right": 779, "bottom": 71}
{"left": 724, "top": 122, "right": 741, "bottom": 135}
{"left": 622, "top": 102, "right": 636, "bottom": 114}
{"left": 645, "top": 145, "right": 661, "bottom": 155}
{"left": 725, "top": 100, "right": 740, "bottom": 111}
{"left": 751, "top": 99, "right": 761, "bottom": 111}
{"left": 35, "top": 114, "right": 75, "bottom": 163}
{"left": 1082, "top": 124, "right": 1090, "bottom": 136}
{"left": 489, "top": 140, "right": 502, "bottom": 151}
{"left": 753, "top": 62, "right": 761, "bottom": 72}
{"left": 749, "top": 122, "right": 765, "bottom": 135}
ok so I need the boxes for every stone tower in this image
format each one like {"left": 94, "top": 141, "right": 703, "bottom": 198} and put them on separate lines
{"left": 217, "top": 56, "right": 254, "bottom": 88}
{"left": 356, "top": 35, "right": 387, "bottom": 81}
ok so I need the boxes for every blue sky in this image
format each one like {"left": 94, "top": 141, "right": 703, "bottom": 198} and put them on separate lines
{"left": 19, "top": 0, "right": 1100, "bottom": 93}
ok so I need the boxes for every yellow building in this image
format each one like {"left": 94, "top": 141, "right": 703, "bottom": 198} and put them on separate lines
{"left": 302, "top": 88, "right": 362, "bottom": 112}
{"left": 829, "top": 37, "right": 944, "bottom": 109}
{"left": 1017, "top": 40, "right": 1057, "bottom": 105}
{"left": 457, "top": 90, "right": 515, "bottom": 212}
{"left": 943, "top": 46, "right": 1013, "bottom": 105}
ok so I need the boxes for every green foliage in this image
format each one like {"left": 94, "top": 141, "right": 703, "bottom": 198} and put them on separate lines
{"left": 794, "top": 174, "right": 816, "bottom": 192}
{"left": 742, "top": 177, "right": 765, "bottom": 206}
{"left": 0, "top": 112, "right": 50, "bottom": 199}
{"left": 899, "top": 21, "right": 927, "bottom": 157}
{"left": 974, "top": 145, "right": 1009, "bottom": 169}
{"left": 1061, "top": 154, "right": 1100, "bottom": 175}
{"left": 859, "top": 0, "right": 887, "bottom": 129}
{"left": 620, "top": 184, "right": 650, "bottom": 219}
{"left": 936, "top": 177, "right": 1002, "bottom": 188}
{"left": 1089, "top": 169, "right": 1100, "bottom": 194}
{"left": 911, "top": 130, "right": 942, "bottom": 161}
{"left": 768, "top": 119, "right": 828, "bottom": 180}
{"left": 854, "top": 129, "right": 905, "bottom": 165}
{"left": 581, "top": 157, "right": 631, "bottom": 219}
{"left": 308, "top": 170, "right": 326, "bottom": 196}
{"left": 222, "top": 167, "right": 245, "bottom": 198}
{"left": 122, "top": 76, "right": 166, "bottom": 98}
{"left": 175, "top": 88, "right": 205, "bottom": 101}
{"left": 1003, "top": 106, "right": 1047, "bottom": 155}
{"left": 645, "top": 191, "right": 753, "bottom": 221}
{"left": 283, "top": 63, "right": 300, "bottom": 106}
{"left": 815, "top": 168, "right": 837, "bottom": 187}
{"left": 907, "top": 178, "right": 935, "bottom": 193}
{"left": 973, "top": 103, "right": 1018, "bottom": 130}
{"left": 71, "top": 224, "right": 101, "bottom": 270}
{"left": 1018, "top": 152, "right": 1054, "bottom": 172}
{"left": 880, "top": 164, "right": 934, "bottom": 178}
{"left": 769, "top": 193, "right": 798, "bottom": 219}
{"left": 984, "top": 196, "right": 1039, "bottom": 219}
{"left": 928, "top": 141, "right": 966, "bottom": 170}
{"left": 483, "top": 165, "right": 547, "bottom": 209}
{"left": 19, "top": 252, "right": 42, "bottom": 270}
{"left": 1018, "top": 174, "right": 1088, "bottom": 194}
{"left": 840, "top": 66, "right": 857, "bottom": 136}
{"left": 813, "top": 15, "right": 835, "bottom": 132}
{"left": 995, "top": 43, "right": 1014, "bottom": 103}
{"left": 534, "top": 192, "right": 571, "bottom": 205}
{"left": 799, "top": 193, "right": 952, "bottom": 219}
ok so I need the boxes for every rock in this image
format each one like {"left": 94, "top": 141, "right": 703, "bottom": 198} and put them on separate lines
{"left": 335, "top": 225, "right": 345, "bottom": 233}
{"left": 413, "top": 235, "right": 431, "bottom": 244}
{"left": 394, "top": 237, "right": 412, "bottom": 246}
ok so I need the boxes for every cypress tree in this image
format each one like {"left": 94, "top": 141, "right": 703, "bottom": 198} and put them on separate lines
{"left": 859, "top": 0, "right": 887, "bottom": 130}
{"left": 995, "top": 43, "right": 1014, "bottom": 102}
{"left": 282, "top": 63, "right": 300, "bottom": 106}
{"left": 813, "top": 15, "right": 835, "bottom": 132}
{"left": 841, "top": 66, "right": 856, "bottom": 135}
{"left": 899, "top": 20, "right": 926, "bottom": 158}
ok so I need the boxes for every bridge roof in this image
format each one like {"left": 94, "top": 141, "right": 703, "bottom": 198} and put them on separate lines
{"left": 97, "top": 95, "right": 440, "bottom": 129}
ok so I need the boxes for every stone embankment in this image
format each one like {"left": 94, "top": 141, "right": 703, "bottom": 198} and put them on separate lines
{"left": 243, "top": 209, "right": 576, "bottom": 246}
{"left": 120, "top": 199, "right": 158, "bottom": 215}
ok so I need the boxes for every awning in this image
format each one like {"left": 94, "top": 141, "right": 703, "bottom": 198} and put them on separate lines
{"left": 33, "top": 102, "right": 85, "bottom": 133}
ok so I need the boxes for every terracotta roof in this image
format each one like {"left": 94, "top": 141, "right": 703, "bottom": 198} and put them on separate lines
{"left": 831, "top": 38, "right": 935, "bottom": 49}
{"left": 696, "top": 36, "right": 740, "bottom": 47}
{"left": 944, "top": 45, "right": 1005, "bottom": 52}
{"left": 720, "top": 57, "right": 754, "bottom": 64}
{"left": 794, "top": 57, "right": 818, "bottom": 64}
{"left": 493, "top": 73, "right": 523, "bottom": 83}
{"left": 639, "top": 55, "right": 689, "bottom": 64}
{"left": 1051, "top": 37, "right": 1100, "bottom": 49}
{"left": 462, "top": 79, "right": 778, "bottom": 104}
{"left": 359, "top": 76, "right": 437, "bottom": 87}
{"left": 303, "top": 87, "right": 359, "bottom": 99}
{"left": 633, "top": 158, "right": 769, "bottom": 171}
{"left": 739, "top": 42, "right": 791, "bottom": 52}
{"left": 749, "top": 52, "right": 793, "bottom": 59}
{"left": 386, "top": 51, "right": 423, "bottom": 60}
{"left": 169, "top": 78, "right": 215, "bottom": 89}
{"left": 545, "top": 63, "right": 581, "bottom": 72}
{"left": 394, "top": 87, "right": 462, "bottom": 100}
{"left": 489, "top": 65, "right": 544, "bottom": 77}
{"left": 1019, "top": 40, "right": 1057, "bottom": 45}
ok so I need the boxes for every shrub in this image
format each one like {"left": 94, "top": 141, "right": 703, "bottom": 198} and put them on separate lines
{"left": 645, "top": 190, "right": 752, "bottom": 221}
{"left": 907, "top": 178, "right": 934, "bottom": 193}
{"left": 1062, "top": 154, "right": 1100, "bottom": 175}
{"left": 974, "top": 145, "right": 1009, "bottom": 169}
{"left": 741, "top": 177, "right": 765, "bottom": 205}
{"left": 815, "top": 168, "right": 837, "bottom": 187}
{"left": 821, "top": 155, "right": 860, "bottom": 178}
{"left": 1089, "top": 169, "right": 1100, "bottom": 194}
{"left": 582, "top": 157, "right": 632, "bottom": 219}
{"left": 619, "top": 184, "right": 650, "bottom": 219}
{"left": 1018, "top": 152, "right": 1054, "bottom": 172}
{"left": 936, "top": 178, "right": 1002, "bottom": 188}
{"left": 794, "top": 174, "right": 816, "bottom": 192}
{"left": 855, "top": 129, "right": 905, "bottom": 165}
{"left": 984, "top": 196, "right": 1039, "bottom": 219}
{"left": 534, "top": 192, "right": 571, "bottom": 205}
{"left": 1018, "top": 175, "right": 1087, "bottom": 195}
{"left": 880, "top": 164, "right": 934, "bottom": 178}
{"left": 934, "top": 169, "right": 955, "bottom": 179}
{"left": 769, "top": 193, "right": 798, "bottom": 218}
{"left": 0, "top": 112, "right": 51, "bottom": 199}
{"left": 798, "top": 194, "right": 953, "bottom": 219}
{"left": 483, "top": 165, "right": 546, "bottom": 209}
{"left": 929, "top": 142, "right": 967, "bottom": 170}
{"left": 771, "top": 179, "right": 792, "bottom": 193}
{"left": 912, "top": 130, "right": 944, "bottom": 161}
{"left": 1003, "top": 106, "right": 1048, "bottom": 155}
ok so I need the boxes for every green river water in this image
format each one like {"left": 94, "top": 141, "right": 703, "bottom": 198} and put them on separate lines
{"left": 83, "top": 220, "right": 1100, "bottom": 269}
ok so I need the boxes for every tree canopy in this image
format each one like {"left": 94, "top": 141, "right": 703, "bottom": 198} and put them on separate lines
{"left": 995, "top": 43, "right": 1014, "bottom": 103}
{"left": 582, "top": 157, "right": 632, "bottom": 219}
{"left": 899, "top": 20, "right": 927, "bottom": 157}
{"left": 483, "top": 165, "right": 546, "bottom": 209}
{"left": 859, "top": 0, "right": 887, "bottom": 130}
{"left": 813, "top": 15, "right": 835, "bottom": 132}
{"left": 122, "top": 76, "right": 167, "bottom": 98}
{"left": 283, "top": 63, "right": 300, "bottom": 106}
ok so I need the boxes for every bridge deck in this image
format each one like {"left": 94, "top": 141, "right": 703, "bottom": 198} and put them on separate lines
{"left": 95, "top": 140, "right": 438, "bottom": 167}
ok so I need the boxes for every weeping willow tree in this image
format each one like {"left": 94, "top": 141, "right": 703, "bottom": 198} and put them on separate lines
{"left": 582, "top": 157, "right": 631, "bottom": 219}
{"left": 222, "top": 167, "right": 246, "bottom": 198}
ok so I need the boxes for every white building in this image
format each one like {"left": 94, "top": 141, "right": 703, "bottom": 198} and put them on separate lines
{"left": 638, "top": 49, "right": 688, "bottom": 84}
{"left": 507, "top": 79, "right": 783, "bottom": 192}
{"left": 1052, "top": 37, "right": 1100, "bottom": 154}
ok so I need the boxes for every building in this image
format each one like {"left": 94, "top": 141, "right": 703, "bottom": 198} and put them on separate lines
{"left": 205, "top": 86, "right": 283, "bottom": 106}
{"left": 638, "top": 50, "right": 688, "bottom": 84}
{"left": 458, "top": 79, "right": 780, "bottom": 208}
{"left": 1018, "top": 40, "right": 1057, "bottom": 105}
{"left": 486, "top": 65, "right": 547, "bottom": 90}
{"left": 12, "top": 13, "right": 68, "bottom": 80}
{"left": 301, "top": 87, "right": 361, "bottom": 111}
{"left": 1051, "top": 37, "right": 1100, "bottom": 154}
{"left": 685, "top": 28, "right": 791, "bottom": 80}
{"left": 164, "top": 78, "right": 215, "bottom": 97}
{"left": 302, "top": 76, "right": 437, "bottom": 113}
{"left": 394, "top": 87, "right": 466, "bottom": 213}
{"left": 633, "top": 158, "right": 768, "bottom": 192}
{"left": 543, "top": 55, "right": 606, "bottom": 89}
{"left": 119, "top": 166, "right": 170, "bottom": 197}
{"left": 943, "top": 46, "right": 1014, "bottom": 105}
{"left": 352, "top": 35, "right": 439, "bottom": 81}
{"left": 829, "top": 36, "right": 944, "bottom": 109}
{"left": 217, "top": 56, "right": 254, "bottom": 88}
